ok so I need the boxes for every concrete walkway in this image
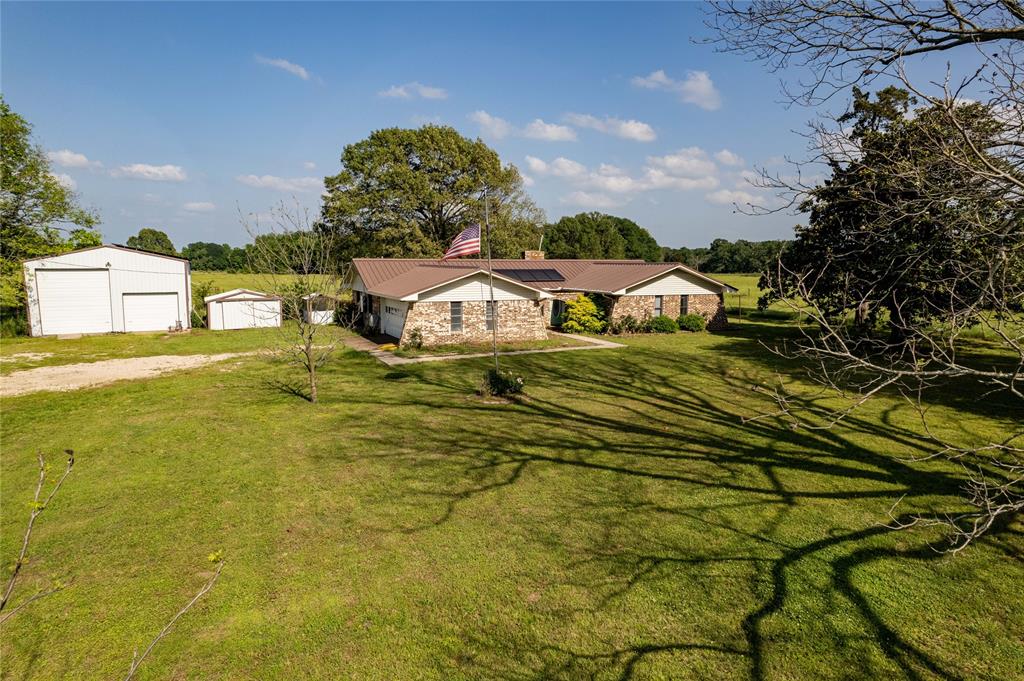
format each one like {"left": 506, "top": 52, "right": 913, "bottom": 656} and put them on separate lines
{"left": 341, "top": 332, "right": 625, "bottom": 366}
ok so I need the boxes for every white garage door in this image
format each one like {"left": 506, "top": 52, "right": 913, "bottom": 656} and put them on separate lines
{"left": 381, "top": 300, "right": 406, "bottom": 338}
{"left": 123, "top": 292, "right": 180, "bottom": 332}
{"left": 37, "top": 269, "right": 113, "bottom": 335}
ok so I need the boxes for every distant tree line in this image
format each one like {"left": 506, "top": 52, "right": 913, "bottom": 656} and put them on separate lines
{"left": 662, "top": 238, "right": 790, "bottom": 273}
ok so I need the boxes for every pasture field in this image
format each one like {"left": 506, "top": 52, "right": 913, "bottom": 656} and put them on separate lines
{"left": 1, "top": 277, "right": 1020, "bottom": 680}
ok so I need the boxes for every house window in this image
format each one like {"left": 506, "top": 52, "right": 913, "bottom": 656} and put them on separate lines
{"left": 486, "top": 300, "right": 498, "bottom": 331}
{"left": 654, "top": 295, "right": 663, "bottom": 317}
{"left": 681, "top": 295, "right": 689, "bottom": 315}
{"left": 384, "top": 304, "right": 400, "bottom": 315}
{"left": 450, "top": 301, "right": 463, "bottom": 332}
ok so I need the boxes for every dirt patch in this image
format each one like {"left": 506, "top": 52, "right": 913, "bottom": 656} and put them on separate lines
{"left": 1, "top": 352, "right": 253, "bottom": 398}
{"left": 0, "top": 352, "right": 54, "bottom": 364}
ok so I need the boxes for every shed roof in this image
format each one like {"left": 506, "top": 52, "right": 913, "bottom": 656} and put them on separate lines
{"left": 204, "top": 288, "right": 279, "bottom": 303}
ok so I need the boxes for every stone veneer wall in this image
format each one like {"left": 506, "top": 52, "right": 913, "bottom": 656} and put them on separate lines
{"left": 610, "top": 293, "right": 728, "bottom": 330}
{"left": 685, "top": 293, "right": 728, "bottom": 330}
{"left": 400, "top": 299, "right": 547, "bottom": 346}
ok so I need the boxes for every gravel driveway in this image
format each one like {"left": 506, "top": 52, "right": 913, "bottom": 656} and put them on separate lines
{"left": 1, "top": 352, "right": 252, "bottom": 398}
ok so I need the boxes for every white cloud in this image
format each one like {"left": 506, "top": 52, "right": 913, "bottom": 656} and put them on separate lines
{"left": 112, "top": 163, "right": 187, "bottom": 182}
{"left": 469, "top": 110, "right": 514, "bottom": 139}
{"left": 142, "top": 193, "right": 163, "bottom": 204}
{"left": 561, "top": 191, "right": 622, "bottom": 209}
{"left": 706, "top": 189, "right": 761, "bottom": 205}
{"left": 51, "top": 173, "right": 76, "bottom": 190}
{"left": 183, "top": 201, "right": 216, "bottom": 213}
{"left": 255, "top": 55, "right": 312, "bottom": 81}
{"left": 48, "top": 149, "right": 101, "bottom": 169}
{"left": 528, "top": 151, "right": 721, "bottom": 199}
{"left": 632, "top": 69, "right": 722, "bottom": 111}
{"left": 714, "top": 149, "right": 744, "bottom": 166}
{"left": 563, "top": 113, "right": 656, "bottom": 142}
{"left": 523, "top": 119, "right": 577, "bottom": 142}
{"left": 521, "top": 174, "right": 535, "bottom": 187}
{"left": 643, "top": 168, "right": 719, "bottom": 191}
{"left": 236, "top": 174, "right": 323, "bottom": 193}
{"left": 303, "top": 161, "right": 317, "bottom": 170}
{"left": 378, "top": 82, "right": 448, "bottom": 100}
{"left": 524, "top": 155, "right": 586, "bottom": 178}
{"left": 646, "top": 147, "right": 718, "bottom": 178}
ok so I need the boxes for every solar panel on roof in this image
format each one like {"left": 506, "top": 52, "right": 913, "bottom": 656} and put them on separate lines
{"left": 495, "top": 268, "right": 565, "bottom": 283}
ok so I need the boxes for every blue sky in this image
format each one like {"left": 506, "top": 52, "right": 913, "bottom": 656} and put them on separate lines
{"left": 3, "top": 2, "right": 887, "bottom": 247}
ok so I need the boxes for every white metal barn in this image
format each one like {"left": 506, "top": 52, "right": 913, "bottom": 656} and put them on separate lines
{"left": 205, "top": 289, "right": 282, "bottom": 330}
{"left": 23, "top": 245, "right": 192, "bottom": 337}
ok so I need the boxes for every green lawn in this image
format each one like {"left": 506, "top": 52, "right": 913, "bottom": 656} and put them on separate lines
{"left": 0, "top": 324, "right": 351, "bottom": 374}
{"left": 1, "top": 286, "right": 1021, "bottom": 679}
{"left": 391, "top": 334, "right": 592, "bottom": 358}
{"left": 189, "top": 270, "right": 299, "bottom": 296}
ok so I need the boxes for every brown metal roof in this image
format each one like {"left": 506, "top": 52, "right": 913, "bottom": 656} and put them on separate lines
{"left": 351, "top": 258, "right": 736, "bottom": 298}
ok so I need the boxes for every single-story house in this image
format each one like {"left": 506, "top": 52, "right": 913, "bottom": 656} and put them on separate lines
{"left": 350, "top": 252, "right": 737, "bottom": 346}
{"left": 22, "top": 244, "right": 192, "bottom": 336}
{"left": 205, "top": 289, "right": 282, "bottom": 330}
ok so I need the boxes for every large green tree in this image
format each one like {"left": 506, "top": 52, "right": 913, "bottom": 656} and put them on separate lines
{"left": 319, "top": 125, "right": 542, "bottom": 258}
{"left": 543, "top": 213, "right": 662, "bottom": 261}
{"left": 761, "top": 88, "right": 1021, "bottom": 339}
{"left": 181, "top": 242, "right": 248, "bottom": 271}
{"left": 126, "top": 228, "right": 177, "bottom": 256}
{"left": 0, "top": 97, "right": 101, "bottom": 314}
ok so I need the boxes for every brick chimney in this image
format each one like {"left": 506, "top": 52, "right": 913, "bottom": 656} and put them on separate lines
{"left": 522, "top": 250, "right": 545, "bottom": 260}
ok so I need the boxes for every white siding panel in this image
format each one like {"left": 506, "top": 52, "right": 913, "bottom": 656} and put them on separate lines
{"left": 123, "top": 293, "right": 180, "bottom": 332}
{"left": 37, "top": 269, "right": 112, "bottom": 335}
{"left": 625, "top": 270, "right": 720, "bottom": 296}
{"left": 418, "top": 274, "right": 536, "bottom": 302}
{"left": 212, "top": 300, "right": 282, "bottom": 330}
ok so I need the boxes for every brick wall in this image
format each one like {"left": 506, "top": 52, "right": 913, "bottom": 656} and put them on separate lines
{"left": 610, "top": 293, "right": 728, "bottom": 329}
{"left": 609, "top": 295, "right": 656, "bottom": 322}
{"left": 686, "top": 293, "right": 728, "bottom": 330}
{"left": 400, "top": 299, "right": 547, "bottom": 346}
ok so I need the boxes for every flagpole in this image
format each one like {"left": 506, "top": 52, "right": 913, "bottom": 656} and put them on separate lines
{"left": 484, "top": 196, "right": 499, "bottom": 372}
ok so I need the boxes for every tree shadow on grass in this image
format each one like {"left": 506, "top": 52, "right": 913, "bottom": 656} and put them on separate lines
{"left": 317, "top": 333, "right": 1020, "bottom": 679}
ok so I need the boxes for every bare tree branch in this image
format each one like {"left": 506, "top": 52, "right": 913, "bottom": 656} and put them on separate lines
{"left": 0, "top": 450, "right": 74, "bottom": 619}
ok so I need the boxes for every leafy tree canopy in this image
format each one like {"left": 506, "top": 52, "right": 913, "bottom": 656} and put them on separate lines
{"left": 761, "top": 87, "right": 1024, "bottom": 337}
{"left": 0, "top": 97, "right": 100, "bottom": 311}
{"left": 662, "top": 238, "right": 790, "bottom": 273}
{"left": 319, "top": 125, "right": 542, "bottom": 259}
{"left": 543, "top": 213, "right": 661, "bottom": 261}
{"left": 181, "top": 242, "right": 248, "bottom": 271}
{"left": 126, "top": 228, "right": 177, "bottom": 256}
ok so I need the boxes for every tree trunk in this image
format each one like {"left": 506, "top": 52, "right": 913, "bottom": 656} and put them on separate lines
{"left": 306, "top": 342, "right": 318, "bottom": 404}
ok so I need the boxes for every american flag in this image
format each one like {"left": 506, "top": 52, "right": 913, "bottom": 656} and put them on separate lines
{"left": 442, "top": 223, "right": 481, "bottom": 260}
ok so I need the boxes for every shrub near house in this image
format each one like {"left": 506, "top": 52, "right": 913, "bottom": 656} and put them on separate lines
{"left": 560, "top": 294, "right": 606, "bottom": 334}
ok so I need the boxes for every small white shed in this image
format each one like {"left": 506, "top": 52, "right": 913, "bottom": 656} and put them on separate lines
{"left": 205, "top": 289, "right": 282, "bottom": 330}
{"left": 301, "top": 293, "right": 340, "bottom": 325}
{"left": 23, "top": 244, "right": 192, "bottom": 337}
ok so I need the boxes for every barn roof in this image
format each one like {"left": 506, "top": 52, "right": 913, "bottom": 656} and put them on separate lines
{"left": 22, "top": 243, "right": 189, "bottom": 264}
